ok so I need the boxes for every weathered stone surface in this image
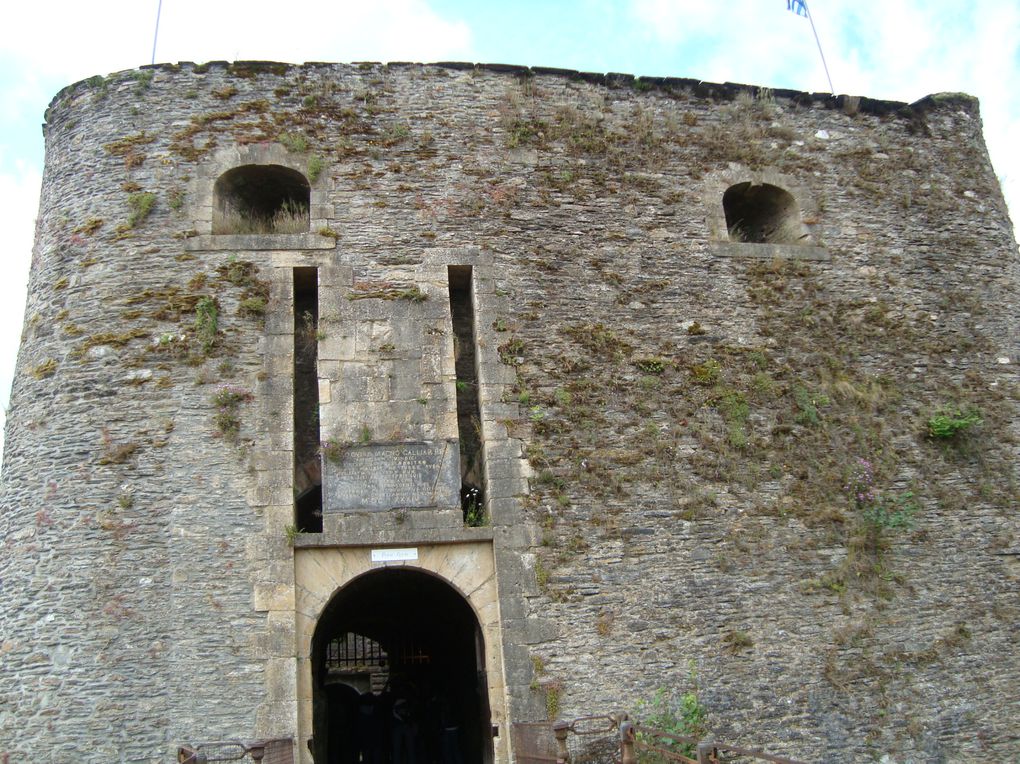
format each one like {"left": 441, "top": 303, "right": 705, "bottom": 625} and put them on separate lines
{"left": 322, "top": 441, "right": 460, "bottom": 511}
{"left": 0, "top": 60, "right": 1017, "bottom": 764}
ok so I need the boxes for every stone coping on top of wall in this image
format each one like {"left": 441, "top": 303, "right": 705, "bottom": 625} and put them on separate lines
{"left": 51, "top": 60, "right": 980, "bottom": 121}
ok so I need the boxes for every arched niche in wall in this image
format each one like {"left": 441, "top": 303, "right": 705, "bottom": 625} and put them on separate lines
{"left": 704, "top": 167, "right": 829, "bottom": 261}
{"left": 184, "top": 143, "right": 334, "bottom": 251}
{"left": 723, "top": 182, "right": 807, "bottom": 244}
{"left": 213, "top": 164, "right": 310, "bottom": 234}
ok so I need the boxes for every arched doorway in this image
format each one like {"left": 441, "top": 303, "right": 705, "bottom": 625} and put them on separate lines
{"left": 311, "top": 568, "right": 493, "bottom": 764}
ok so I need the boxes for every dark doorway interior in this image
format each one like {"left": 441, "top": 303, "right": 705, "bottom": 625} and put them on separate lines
{"left": 212, "top": 164, "right": 310, "bottom": 234}
{"left": 311, "top": 569, "right": 492, "bottom": 764}
{"left": 723, "top": 181, "right": 805, "bottom": 244}
{"left": 447, "top": 265, "right": 485, "bottom": 525}
{"left": 294, "top": 266, "right": 322, "bottom": 532}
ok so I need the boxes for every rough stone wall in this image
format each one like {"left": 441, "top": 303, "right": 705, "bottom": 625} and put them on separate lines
{"left": 0, "top": 61, "right": 1017, "bottom": 763}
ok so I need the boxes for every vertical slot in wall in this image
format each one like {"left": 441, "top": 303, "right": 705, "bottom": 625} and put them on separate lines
{"left": 448, "top": 265, "right": 485, "bottom": 524}
{"left": 294, "top": 267, "right": 322, "bottom": 532}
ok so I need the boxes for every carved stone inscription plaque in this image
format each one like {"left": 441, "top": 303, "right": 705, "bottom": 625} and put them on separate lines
{"left": 323, "top": 441, "right": 460, "bottom": 511}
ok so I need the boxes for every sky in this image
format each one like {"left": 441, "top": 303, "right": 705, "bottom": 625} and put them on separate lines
{"left": 1, "top": 0, "right": 1018, "bottom": 453}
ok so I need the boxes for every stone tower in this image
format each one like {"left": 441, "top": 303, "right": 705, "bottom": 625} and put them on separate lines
{"left": 2, "top": 61, "right": 1018, "bottom": 763}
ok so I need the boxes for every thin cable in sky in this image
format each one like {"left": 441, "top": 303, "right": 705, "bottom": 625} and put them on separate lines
{"left": 151, "top": 0, "right": 163, "bottom": 65}
{"left": 789, "top": 0, "right": 835, "bottom": 93}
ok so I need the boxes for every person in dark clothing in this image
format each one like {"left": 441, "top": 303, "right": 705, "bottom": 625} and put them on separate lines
{"left": 325, "top": 683, "right": 360, "bottom": 764}
{"left": 438, "top": 696, "right": 463, "bottom": 764}
{"left": 390, "top": 695, "right": 418, "bottom": 763}
{"left": 357, "top": 691, "right": 387, "bottom": 764}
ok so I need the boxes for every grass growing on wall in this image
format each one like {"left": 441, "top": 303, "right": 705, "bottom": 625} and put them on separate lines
{"left": 519, "top": 255, "right": 1017, "bottom": 603}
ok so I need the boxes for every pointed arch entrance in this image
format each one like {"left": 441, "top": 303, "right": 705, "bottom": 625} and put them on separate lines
{"left": 310, "top": 568, "right": 493, "bottom": 764}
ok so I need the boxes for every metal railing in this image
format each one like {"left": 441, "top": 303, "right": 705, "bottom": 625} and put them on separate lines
{"left": 176, "top": 738, "right": 293, "bottom": 764}
{"left": 514, "top": 714, "right": 807, "bottom": 764}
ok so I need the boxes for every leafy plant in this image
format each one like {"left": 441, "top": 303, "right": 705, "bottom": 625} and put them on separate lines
{"left": 127, "top": 192, "right": 156, "bottom": 228}
{"left": 860, "top": 490, "right": 918, "bottom": 533}
{"left": 498, "top": 338, "right": 525, "bottom": 365}
{"left": 530, "top": 655, "right": 545, "bottom": 680}
{"left": 844, "top": 457, "right": 918, "bottom": 549}
{"left": 382, "top": 122, "right": 411, "bottom": 146}
{"left": 564, "top": 322, "right": 630, "bottom": 360}
{"left": 718, "top": 389, "right": 749, "bottom": 423}
{"left": 220, "top": 258, "right": 255, "bottom": 287}
{"left": 193, "top": 297, "right": 219, "bottom": 352}
{"left": 722, "top": 630, "right": 754, "bottom": 653}
{"left": 544, "top": 682, "right": 562, "bottom": 720}
{"left": 74, "top": 217, "right": 104, "bottom": 235}
{"left": 397, "top": 286, "right": 426, "bottom": 302}
{"left": 168, "top": 189, "right": 185, "bottom": 211}
{"left": 506, "top": 118, "right": 542, "bottom": 149}
{"left": 85, "top": 74, "right": 109, "bottom": 99}
{"left": 132, "top": 70, "right": 153, "bottom": 94}
{"left": 534, "top": 559, "right": 550, "bottom": 589}
{"left": 463, "top": 486, "right": 486, "bottom": 526}
{"left": 635, "top": 357, "right": 666, "bottom": 374}
{"left": 715, "top": 387, "right": 751, "bottom": 448}
{"left": 634, "top": 685, "right": 707, "bottom": 760}
{"left": 793, "top": 384, "right": 828, "bottom": 425}
{"left": 308, "top": 155, "right": 325, "bottom": 183}
{"left": 278, "top": 132, "right": 309, "bottom": 153}
{"left": 238, "top": 296, "right": 267, "bottom": 318}
{"left": 211, "top": 385, "right": 254, "bottom": 409}
{"left": 321, "top": 438, "right": 350, "bottom": 465}
{"left": 690, "top": 359, "right": 721, "bottom": 386}
{"left": 927, "top": 406, "right": 981, "bottom": 439}
{"left": 211, "top": 385, "right": 254, "bottom": 442}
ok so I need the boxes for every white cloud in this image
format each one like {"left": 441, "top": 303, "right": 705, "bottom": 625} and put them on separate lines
{"left": 4, "top": 2, "right": 156, "bottom": 83}
{"left": 3, "top": 0, "right": 474, "bottom": 85}
{"left": 825, "top": 2, "right": 1020, "bottom": 226}
{"left": 628, "top": 0, "right": 724, "bottom": 37}
{"left": 154, "top": 0, "right": 474, "bottom": 66}
{"left": 629, "top": 0, "right": 840, "bottom": 92}
{"left": 626, "top": 0, "right": 1020, "bottom": 221}
{"left": 0, "top": 69, "right": 49, "bottom": 124}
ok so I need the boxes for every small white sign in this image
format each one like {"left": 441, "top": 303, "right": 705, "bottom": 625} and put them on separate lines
{"left": 371, "top": 548, "right": 419, "bottom": 562}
